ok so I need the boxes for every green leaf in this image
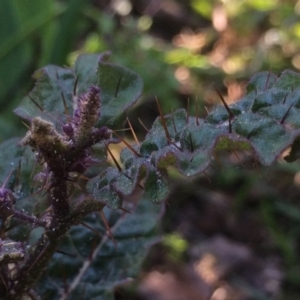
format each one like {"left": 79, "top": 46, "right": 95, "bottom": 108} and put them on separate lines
{"left": 233, "top": 112, "right": 294, "bottom": 165}
{"left": 252, "top": 88, "right": 286, "bottom": 112}
{"left": 96, "top": 62, "right": 143, "bottom": 128}
{"left": 0, "top": 138, "right": 34, "bottom": 196}
{"left": 231, "top": 91, "right": 256, "bottom": 113}
{"left": 0, "top": 138, "right": 43, "bottom": 242}
{"left": 246, "top": 71, "right": 277, "bottom": 92}
{"left": 205, "top": 106, "right": 240, "bottom": 124}
{"left": 176, "top": 149, "right": 210, "bottom": 177}
{"left": 155, "top": 147, "right": 178, "bottom": 172}
{"left": 35, "top": 199, "right": 162, "bottom": 300}
{"left": 87, "top": 164, "right": 148, "bottom": 210}
{"left": 283, "top": 89, "right": 300, "bottom": 108}
{"left": 86, "top": 168, "right": 122, "bottom": 209}
{"left": 74, "top": 52, "right": 111, "bottom": 95}
{"left": 140, "top": 109, "right": 188, "bottom": 153}
{"left": 180, "top": 123, "right": 226, "bottom": 152}
{"left": 14, "top": 54, "right": 143, "bottom": 132}
{"left": 14, "top": 65, "right": 75, "bottom": 123}
{"left": 144, "top": 167, "right": 170, "bottom": 203}
{"left": 0, "top": 138, "right": 24, "bottom": 183}
{"left": 120, "top": 146, "right": 140, "bottom": 169}
{"left": 259, "top": 105, "right": 300, "bottom": 127}
{"left": 214, "top": 136, "right": 251, "bottom": 152}
{"left": 274, "top": 70, "right": 300, "bottom": 90}
{"left": 114, "top": 161, "right": 147, "bottom": 197}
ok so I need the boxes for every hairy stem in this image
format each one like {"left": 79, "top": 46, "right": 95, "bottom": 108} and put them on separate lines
{"left": 6, "top": 197, "right": 105, "bottom": 299}
{"left": 49, "top": 174, "right": 69, "bottom": 223}
{"left": 7, "top": 226, "right": 67, "bottom": 300}
{"left": 12, "top": 210, "right": 48, "bottom": 227}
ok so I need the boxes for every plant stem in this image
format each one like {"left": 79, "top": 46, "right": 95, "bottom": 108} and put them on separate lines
{"left": 49, "top": 174, "right": 70, "bottom": 223}
{"left": 6, "top": 198, "right": 105, "bottom": 299}
{"left": 7, "top": 226, "right": 68, "bottom": 300}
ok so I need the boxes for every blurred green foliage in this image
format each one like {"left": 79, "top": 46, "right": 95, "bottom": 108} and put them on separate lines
{"left": 2, "top": 0, "right": 300, "bottom": 140}
{"left": 0, "top": 0, "right": 88, "bottom": 139}
{"left": 163, "top": 232, "right": 188, "bottom": 261}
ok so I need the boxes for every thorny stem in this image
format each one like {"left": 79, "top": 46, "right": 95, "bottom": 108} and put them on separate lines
{"left": 48, "top": 173, "right": 69, "bottom": 223}
{"left": 6, "top": 198, "right": 105, "bottom": 300}
{"left": 7, "top": 231, "right": 62, "bottom": 300}
{"left": 3, "top": 86, "right": 111, "bottom": 299}
{"left": 12, "top": 211, "right": 48, "bottom": 227}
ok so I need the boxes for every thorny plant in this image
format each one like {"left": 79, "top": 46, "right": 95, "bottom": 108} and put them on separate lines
{"left": 1, "top": 53, "right": 300, "bottom": 299}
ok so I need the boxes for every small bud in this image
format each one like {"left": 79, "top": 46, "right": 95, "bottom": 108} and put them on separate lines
{"left": 90, "top": 86, "right": 100, "bottom": 94}
{"left": 33, "top": 172, "right": 47, "bottom": 183}
{"left": 73, "top": 108, "right": 81, "bottom": 124}
{"left": 63, "top": 123, "right": 74, "bottom": 138}
{"left": 91, "top": 126, "right": 112, "bottom": 143}
{"left": 73, "top": 86, "right": 102, "bottom": 144}
{"left": 0, "top": 188, "right": 8, "bottom": 199}
{"left": 70, "top": 152, "right": 96, "bottom": 173}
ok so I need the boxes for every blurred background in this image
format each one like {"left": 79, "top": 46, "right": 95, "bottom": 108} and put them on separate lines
{"left": 1, "top": 0, "right": 300, "bottom": 299}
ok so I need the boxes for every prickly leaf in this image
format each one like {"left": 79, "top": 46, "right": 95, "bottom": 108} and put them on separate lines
{"left": 35, "top": 198, "right": 162, "bottom": 300}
